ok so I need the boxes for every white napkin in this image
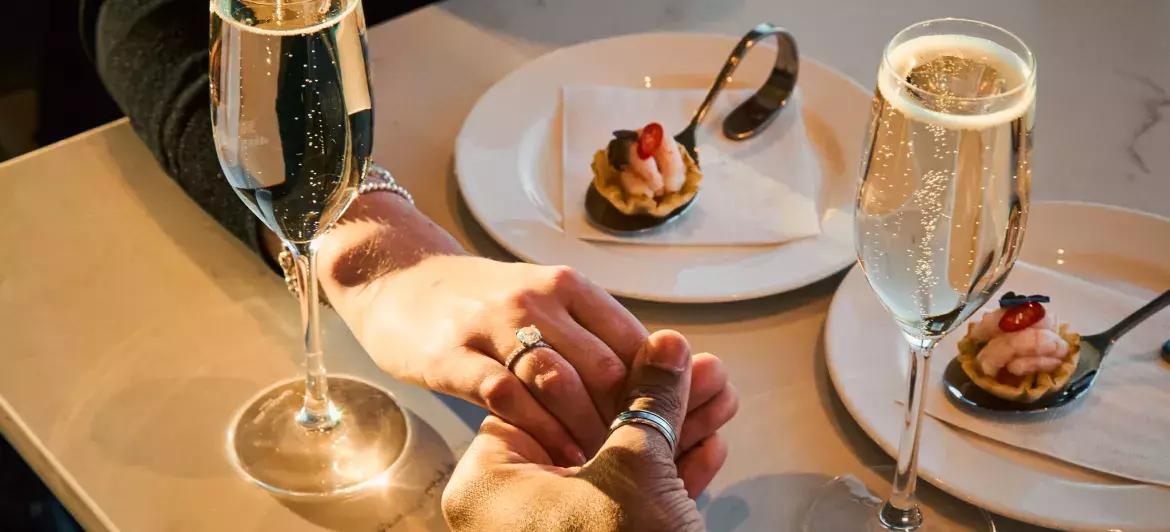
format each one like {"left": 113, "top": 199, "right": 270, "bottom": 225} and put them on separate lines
{"left": 923, "top": 263, "right": 1170, "bottom": 487}
{"left": 561, "top": 85, "right": 823, "bottom": 245}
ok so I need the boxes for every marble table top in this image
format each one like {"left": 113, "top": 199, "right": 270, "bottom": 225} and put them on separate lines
{"left": 0, "top": 1, "right": 1166, "bottom": 530}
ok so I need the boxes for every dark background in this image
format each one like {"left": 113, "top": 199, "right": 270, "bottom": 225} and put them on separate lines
{"left": 0, "top": 0, "right": 435, "bottom": 164}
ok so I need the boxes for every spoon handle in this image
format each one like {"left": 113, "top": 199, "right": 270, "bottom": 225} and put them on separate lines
{"left": 1100, "top": 290, "right": 1170, "bottom": 344}
{"left": 683, "top": 23, "right": 798, "bottom": 134}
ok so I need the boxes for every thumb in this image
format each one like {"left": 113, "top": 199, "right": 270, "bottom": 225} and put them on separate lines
{"left": 603, "top": 329, "right": 692, "bottom": 460}
{"left": 577, "top": 331, "right": 701, "bottom": 531}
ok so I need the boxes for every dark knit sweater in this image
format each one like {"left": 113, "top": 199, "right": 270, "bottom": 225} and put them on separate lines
{"left": 84, "top": 0, "right": 434, "bottom": 254}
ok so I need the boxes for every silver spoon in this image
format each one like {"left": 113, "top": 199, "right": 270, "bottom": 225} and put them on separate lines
{"left": 944, "top": 290, "right": 1170, "bottom": 414}
{"left": 585, "top": 23, "right": 799, "bottom": 235}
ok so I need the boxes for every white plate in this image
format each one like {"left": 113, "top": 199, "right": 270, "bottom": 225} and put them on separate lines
{"left": 455, "top": 33, "right": 869, "bottom": 303}
{"left": 826, "top": 202, "right": 1170, "bottom": 531}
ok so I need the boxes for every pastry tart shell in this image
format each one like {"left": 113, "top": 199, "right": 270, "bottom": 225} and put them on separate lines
{"left": 958, "top": 323, "right": 1081, "bottom": 404}
{"left": 590, "top": 142, "right": 703, "bottom": 218}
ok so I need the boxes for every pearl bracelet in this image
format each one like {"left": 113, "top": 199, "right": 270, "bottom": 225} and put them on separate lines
{"left": 360, "top": 164, "right": 414, "bottom": 205}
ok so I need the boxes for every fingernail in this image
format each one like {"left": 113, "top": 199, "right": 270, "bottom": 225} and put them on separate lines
{"left": 646, "top": 333, "right": 688, "bottom": 372}
{"left": 568, "top": 447, "right": 587, "bottom": 466}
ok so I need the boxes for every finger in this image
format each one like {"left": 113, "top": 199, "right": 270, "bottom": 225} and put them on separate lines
{"left": 509, "top": 345, "right": 609, "bottom": 454}
{"left": 533, "top": 311, "right": 628, "bottom": 421}
{"left": 461, "top": 415, "right": 553, "bottom": 468}
{"left": 678, "top": 385, "right": 739, "bottom": 453}
{"left": 677, "top": 354, "right": 732, "bottom": 454}
{"left": 688, "top": 352, "right": 728, "bottom": 413}
{"left": 423, "top": 349, "right": 587, "bottom": 466}
{"left": 603, "top": 330, "right": 692, "bottom": 461}
{"left": 676, "top": 433, "right": 729, "bottom": 499}
{"left": 551, "top": 267, "right": 648, "bottom": 364}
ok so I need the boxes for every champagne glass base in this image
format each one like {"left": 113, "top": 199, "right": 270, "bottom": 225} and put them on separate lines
{"left": 228, "top": 376, "right": 409, "bottom": 498}
{"left": 801, "top": 466, "right": 996, "bottom": 532}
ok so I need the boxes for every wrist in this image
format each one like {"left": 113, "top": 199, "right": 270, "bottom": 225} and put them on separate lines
{"left": 314, "top": 190, "right": 466, "bottom": 312}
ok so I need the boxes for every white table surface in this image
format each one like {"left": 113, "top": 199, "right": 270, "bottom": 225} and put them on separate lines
{"left": 1, "top": 1, "right": 1167, "bottom": 530}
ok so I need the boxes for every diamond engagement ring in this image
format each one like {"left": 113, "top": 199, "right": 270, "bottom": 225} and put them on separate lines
{"left": 505, "top": 325, "right": 551, "bottom": 370}
{"left": 608, "top": 409, "right": 677, "bottom": 454}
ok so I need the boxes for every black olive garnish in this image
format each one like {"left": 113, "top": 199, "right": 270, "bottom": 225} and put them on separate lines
{"left": 998, "top": 291, "right": 1051, "bottom": 308}
{"left": 607, "top": 137, "right": 632, "bottom": 170}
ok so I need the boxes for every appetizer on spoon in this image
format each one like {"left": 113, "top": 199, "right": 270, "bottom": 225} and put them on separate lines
{"left": 585, "top": 23, "right": 799, "bottom": 235}
{"left": 944, "top": 290, "right": 1170, "bottom": 413}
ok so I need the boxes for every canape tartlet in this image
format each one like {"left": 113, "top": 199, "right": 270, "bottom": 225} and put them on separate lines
{"left": 957, "top": 293, "right": 1081, "bottom": 403}
{"left": 590, "top": 122, "right": 702, "bottom": 217}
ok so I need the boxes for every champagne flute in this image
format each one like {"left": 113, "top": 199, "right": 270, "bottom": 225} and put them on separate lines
{"left": 210, "top": 0, "right": 407, "bottom": 497}
{"left": 803, "top": 19, "right": 1036, "bottom": 531}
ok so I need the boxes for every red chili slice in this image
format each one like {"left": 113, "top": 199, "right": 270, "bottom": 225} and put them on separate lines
{"left": 636, "top": 123, "right": 664, "bottom": 160}
{"left": 998, "top": 301, "right": 1046, "bottom": 332}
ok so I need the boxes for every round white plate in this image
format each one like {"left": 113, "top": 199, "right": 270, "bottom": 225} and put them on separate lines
{"left": 455, "top": 32, "right": 869, "bottom": 303}
{"left": 826, "top": 201, "right": 1170, "bottom": 531}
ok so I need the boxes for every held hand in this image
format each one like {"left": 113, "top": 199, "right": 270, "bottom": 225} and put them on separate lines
{"left": 329, "top": 253, "right": 737, "bottom": 471}
{"left": 443, "top": 331, "right": 727, "bottom": 532}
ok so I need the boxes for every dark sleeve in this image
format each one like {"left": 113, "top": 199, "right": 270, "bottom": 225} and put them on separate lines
{"left": 91, "top": 0, "right": 264, "bottom": 255}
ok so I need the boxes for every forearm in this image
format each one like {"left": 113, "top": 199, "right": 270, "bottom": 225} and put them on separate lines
{"left": 95, "top": 0, "right": 265, "bottom": 255}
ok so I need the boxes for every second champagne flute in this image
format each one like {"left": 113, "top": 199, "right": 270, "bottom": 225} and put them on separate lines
{"left": 803, "top": 18, "right": 1036, "bottom": 531}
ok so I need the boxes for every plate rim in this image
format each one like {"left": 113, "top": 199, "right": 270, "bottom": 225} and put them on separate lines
{"left": 454, "top": 31, "right": 868, "bottom": 303}
{"left": 825, "top": 200, "right": 1170, "bottom": 531}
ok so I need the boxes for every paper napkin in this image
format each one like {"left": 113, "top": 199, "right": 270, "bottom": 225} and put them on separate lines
{"left": 923, "top": 263, "right": 1170, "bottom": 487}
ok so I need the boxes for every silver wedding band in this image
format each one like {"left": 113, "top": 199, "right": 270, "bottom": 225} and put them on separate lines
{"left": 608, "top": 409, "right": 677, "bottom": 454}
{"left": 505, "top": 325, "right": 551, "bottom": 370}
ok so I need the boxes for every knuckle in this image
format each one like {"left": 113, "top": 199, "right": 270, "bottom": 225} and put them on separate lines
{"left": 546, "top": 264, "right": 583, "bottom": 292}
{"left": 627, "top": 384, "right": 685, "bottom": 419}
{"left": 594, "top": 355, "right": 628, "bottom": 391}
{"left": 479, "top": 372, "right": 519, "bottom": 411}
{"left": 525, "top": 350, "right": 575, "bottom": 396}
{"left": 614, "top": 331, "right": 649, "bottom": 362}
{"left": 503, "top": 286, "right": 544, "bottom": 311}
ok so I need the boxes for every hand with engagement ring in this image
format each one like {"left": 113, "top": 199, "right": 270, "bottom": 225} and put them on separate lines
{"left": 316, "top": 217, "right": 738, "bottom": 469}
{"left": 444, "top": 330, "right": 717, "bottom": 532}
{"left": 93, "top": 0, "right": 737, "bottom": 501}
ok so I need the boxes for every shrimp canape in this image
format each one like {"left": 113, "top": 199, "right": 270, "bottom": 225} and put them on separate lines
{"left": 590, "top": 123, "right": 703, "bottom": 218}
{"left": 957, "top": 292, "right": 1082, "bottom": 403}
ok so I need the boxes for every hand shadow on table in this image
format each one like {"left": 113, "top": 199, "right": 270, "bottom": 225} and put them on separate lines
{"left": 441, "top": 0, "right": 747, "bottom": 48}
{"left": 277, "top": 411, "right": 456, "bottom": 532}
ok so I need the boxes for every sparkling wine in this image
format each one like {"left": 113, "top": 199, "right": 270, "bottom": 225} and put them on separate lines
{"left": 210, "top": 0, "right": 372, "bottom": 245}
{"left": 856, "top": 34, "right": 1035, "bottom": 336}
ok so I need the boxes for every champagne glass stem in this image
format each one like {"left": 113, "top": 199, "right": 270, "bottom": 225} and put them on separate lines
{"left": 879, "top": 335, "right": 937, "bottom": 531}
{"left": 292, "top": 241, "right": 340, "bottom": 431}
